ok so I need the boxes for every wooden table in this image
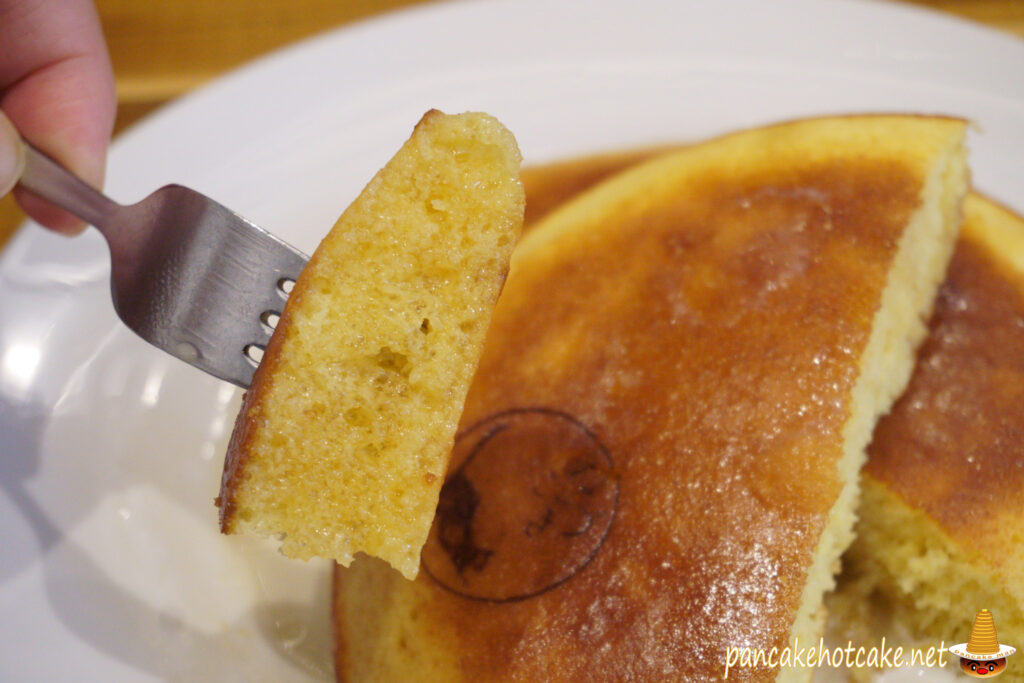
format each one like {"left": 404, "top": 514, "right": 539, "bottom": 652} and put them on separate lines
{"left": 1, "top": 0, "right": 1021, "bottom": 245}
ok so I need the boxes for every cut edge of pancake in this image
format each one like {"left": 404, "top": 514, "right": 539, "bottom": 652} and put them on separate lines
{"left": 827, "top": 194, "right": 1024, "bottom": 682}
{"left": 778, "top": 121, "right": 968, "bottom": 682}
{"left": 830, "top": 478, "right": 1024, "bottom": 677}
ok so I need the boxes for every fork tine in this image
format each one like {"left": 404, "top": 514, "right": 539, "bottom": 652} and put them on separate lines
{"left": 125, "top": 188, "right": 308, "bottom": 388}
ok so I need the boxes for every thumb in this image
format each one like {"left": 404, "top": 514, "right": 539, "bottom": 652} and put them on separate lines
{"left": 0, "top": 111, "right": 26, "bottom": 197}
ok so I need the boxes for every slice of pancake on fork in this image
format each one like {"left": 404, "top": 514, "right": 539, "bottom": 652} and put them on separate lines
{"left": 333, "top": 114, "right": 968, "bottom": 682}
{"left": 218, "top": 111, "right": 524, "bottom": 580}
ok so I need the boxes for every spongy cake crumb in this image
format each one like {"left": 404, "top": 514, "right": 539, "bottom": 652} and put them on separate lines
{"left": 217, "top": 110, "right": 524, "bottom": 579}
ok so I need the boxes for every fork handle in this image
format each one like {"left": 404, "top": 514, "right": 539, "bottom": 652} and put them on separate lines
{"left": 17, "top": 141, "right": 121, "bottom": 230}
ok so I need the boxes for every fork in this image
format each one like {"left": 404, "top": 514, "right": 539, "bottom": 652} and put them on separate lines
{"left": 17, "top": 140, "right": 309, "bottom": 388}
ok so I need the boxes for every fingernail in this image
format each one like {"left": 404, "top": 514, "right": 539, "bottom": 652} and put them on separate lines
{"left": 0, "top": 111, "right": 26, "bottom": 197}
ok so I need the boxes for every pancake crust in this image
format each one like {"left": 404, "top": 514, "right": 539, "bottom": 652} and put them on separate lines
{"left": 333, "top": 115, "right": 967, "bottom": 681}
{"left": 836, "top": 195, "right": 1024, "bottom": 681}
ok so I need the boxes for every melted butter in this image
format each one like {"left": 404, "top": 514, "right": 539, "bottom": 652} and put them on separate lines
{"left": 520, "top": 146, "right": 674, "bottom": 228}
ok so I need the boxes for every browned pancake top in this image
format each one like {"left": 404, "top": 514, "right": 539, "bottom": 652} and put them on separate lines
{"left": 407, "top": 155, "right": 920, "bottom": 680}
{"left": 865, "top": 203, "right": 1024, "bottom": 564}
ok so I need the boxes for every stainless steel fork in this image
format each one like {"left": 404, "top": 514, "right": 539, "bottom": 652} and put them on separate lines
{"left": 17, "top": 141, "right": 308, "bottom": 388}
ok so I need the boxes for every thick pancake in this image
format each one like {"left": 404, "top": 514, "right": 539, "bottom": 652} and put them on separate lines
{"left": 333, "top": 115, "right": 968, "bottom": 681}
{"left": 218, "top": 111, "right": 524, "bottom": 579}
{"left": 832, "top": 194, "right": 1024, "bottom": 681}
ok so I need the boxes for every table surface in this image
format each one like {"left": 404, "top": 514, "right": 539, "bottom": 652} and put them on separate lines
{"left": 1, "top": 0, "right": 1022, "bottom": 245}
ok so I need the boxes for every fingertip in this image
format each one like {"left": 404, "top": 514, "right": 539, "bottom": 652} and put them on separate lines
{"left": 13, "top": 186, "right": 89, "bottom": 235}
{"left": 2, "top": 54, "right": 114, "bottom": 232}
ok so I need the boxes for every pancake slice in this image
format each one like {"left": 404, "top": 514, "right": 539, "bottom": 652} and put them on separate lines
{"left": 333, "top": 114, "right": 968, "bottom": 681}
{"left": 831, "top": 195, "right": 1024, "bottom": 682}
{"left": 218, "top": 111, "right": 524, "bottom": 579}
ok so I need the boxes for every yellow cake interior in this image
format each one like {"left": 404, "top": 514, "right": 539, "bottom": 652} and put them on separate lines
{"left": 830, "top": 194, "right": 1024, "bottom": 682}
{"left": 218, "top": 110, "right": 524, "bottom": 579}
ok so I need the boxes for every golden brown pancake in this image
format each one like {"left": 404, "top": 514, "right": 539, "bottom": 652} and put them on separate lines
{"left": 832, "top": 194, "right": 1024, "bottom": 682}
{"left": 333, "top": 115, "right": 968, "bottom": 681}
{"left": 218, "top": 111, "right": 524, "bottom": 579}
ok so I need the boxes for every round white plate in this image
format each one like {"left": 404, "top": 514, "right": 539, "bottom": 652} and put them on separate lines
{"left": 2, "top": 0, "right": 1022, "bottom": 680}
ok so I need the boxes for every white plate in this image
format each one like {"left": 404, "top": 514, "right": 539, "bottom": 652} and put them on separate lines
{"left": 2, "top": 0, "right": 1022, "bottom": 680}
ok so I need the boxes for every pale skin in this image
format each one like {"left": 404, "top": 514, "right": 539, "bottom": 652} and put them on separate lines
{"left": 0, "top": 0, "right": 116, "bottom": 233}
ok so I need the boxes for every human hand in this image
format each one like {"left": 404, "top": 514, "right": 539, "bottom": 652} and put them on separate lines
{"left": 0, "top": 0, "right": 116, "bottom": 234}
